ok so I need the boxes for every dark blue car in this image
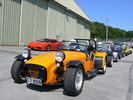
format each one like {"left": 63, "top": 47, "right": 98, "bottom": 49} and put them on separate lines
{"left": 112, "top": 44, "right": 125, "bottom": 62}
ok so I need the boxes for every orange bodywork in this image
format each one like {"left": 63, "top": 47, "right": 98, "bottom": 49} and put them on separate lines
{"left": 25, "top": 50, "right": 107, "bottom": 84}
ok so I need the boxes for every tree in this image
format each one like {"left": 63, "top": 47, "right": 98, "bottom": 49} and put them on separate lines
{"left": 91, "top": 21, "right": 132, "bottom": 40}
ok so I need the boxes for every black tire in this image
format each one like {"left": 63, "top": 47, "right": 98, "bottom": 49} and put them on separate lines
{"left": 46, "top": 45, "right": 51, "bottom": 51}
{"left": 64, "top": 67, "right": 84, "bottom": 96}
{"left": 113, "top": 58, "right": 118, "bottom": 62}
{"left": 118, "top": 53, "right": 121, "bottom": 59}
{"left": 121, "top": 52, "right": 125, "bottom": 58}
{"left": 98, "top": 60, "right": 106, "bottom": 74}
{"left": 11, "top": 60, "right": 25, "bottom": 83}
{"left": 106, "top": 56, "right": 113, "bottom": 67}
{"left": 125, "top": 53, "right": 127, "bottom": 56}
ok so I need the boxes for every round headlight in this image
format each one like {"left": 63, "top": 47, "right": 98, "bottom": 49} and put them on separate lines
{"left": 55, "top": 52, "right": 65, "bottom": 62}
{"left": 22, "top": 48, "right": 30, "bottom": 58}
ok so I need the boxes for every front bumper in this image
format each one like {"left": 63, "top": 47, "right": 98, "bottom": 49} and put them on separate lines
{"left": 28, "top": 45, "right": 46, "bottom": 50}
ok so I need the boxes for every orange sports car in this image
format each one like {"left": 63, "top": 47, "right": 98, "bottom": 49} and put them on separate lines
{"left": 28, "top": 38, "right": 63, "bottom": 51}
{"left": 11, "top": 39, "right": 108, "bottom": 96}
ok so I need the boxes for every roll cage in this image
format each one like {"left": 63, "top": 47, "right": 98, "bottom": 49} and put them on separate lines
{"left": 74, "top": 39, "right": 97, "bottom": 51}
{"left": 60, "top": 39, "right": 96, "bottom": 53}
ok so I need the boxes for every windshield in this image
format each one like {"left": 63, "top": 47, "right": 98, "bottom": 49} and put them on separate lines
{"left": 97, "top": 44, "right": 103, "bottom": 51}
{"left": 114, "top": 45, "right": 121, "bottom": 51}
{"left": 97, "top": 43, "right": 110, "bottom": 51}
{"left": 120, "top": 45, "right": 126, "bottom": 50}
{"left": 59, "top": 41, "right": 88, "bottom": 51}
{"left": 36, "top": 39, "right": 51, "bottom": 42}
{"left": 102, "top": 44, "right": 110, "bottom": 50}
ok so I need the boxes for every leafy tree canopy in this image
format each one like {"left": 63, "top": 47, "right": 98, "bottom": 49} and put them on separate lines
{"left": 91, "top": 22, "right": 133, "bottom": 40}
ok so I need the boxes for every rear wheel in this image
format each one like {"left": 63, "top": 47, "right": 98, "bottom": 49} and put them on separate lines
{"left": 11, "top": 60, "right": 25, "bottom": 83}
{"left": 98, "top": 60, "right": 106, "bottom": 74}
{"left": 64, "top": 67, "right": 84, "bottom": 96}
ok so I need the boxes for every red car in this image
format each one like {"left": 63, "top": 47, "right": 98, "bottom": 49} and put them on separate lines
{"left": 28, "top": 38, "right": 63, "bottom": 51}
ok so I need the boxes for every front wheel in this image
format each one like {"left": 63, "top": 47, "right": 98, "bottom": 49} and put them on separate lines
{"left": 106, "top": 56, "right": 113, "bottom": 67}
{"left": 46, "top": 45, "right": 51, "bottom": 51}
{"left": 64, "top": 67, "right": 84, "bottom": 96}
{"left": 118, "top": 53, "right": 122, "bottom": 59}
{"left": 121, "top": 52, "right": 125, "bottom": 58}
{"left": 11, "top": 60, "right": 25, "bottom": 83}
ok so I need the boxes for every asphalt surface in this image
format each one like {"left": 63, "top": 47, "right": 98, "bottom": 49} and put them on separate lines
{"left": 0, "top": 46, "right": 133, "bottom": 100}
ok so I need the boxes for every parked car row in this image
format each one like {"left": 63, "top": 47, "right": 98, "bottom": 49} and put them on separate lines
{"left": 11, "top": 39, "right": 132, "bottom": 96}
{"left": 97, "top": 41, "right": 132, "bottom": 63}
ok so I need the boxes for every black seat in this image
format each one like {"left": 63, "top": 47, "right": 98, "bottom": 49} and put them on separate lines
{"left": 87, "top": 45, "right": 94, "bottom": 54}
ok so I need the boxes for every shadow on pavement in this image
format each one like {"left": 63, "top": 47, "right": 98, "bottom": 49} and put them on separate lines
{"left": 27, "top": 83, "right": 63, "bottom": 92}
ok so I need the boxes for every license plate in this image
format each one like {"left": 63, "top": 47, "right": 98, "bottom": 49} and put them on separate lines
{"left": 26, "top": 77, "right": 42, "bottom": 86}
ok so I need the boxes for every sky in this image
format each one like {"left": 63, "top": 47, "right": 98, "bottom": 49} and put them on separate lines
{"left": 76, "top": 0, "right": 133, "bottom": 31}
